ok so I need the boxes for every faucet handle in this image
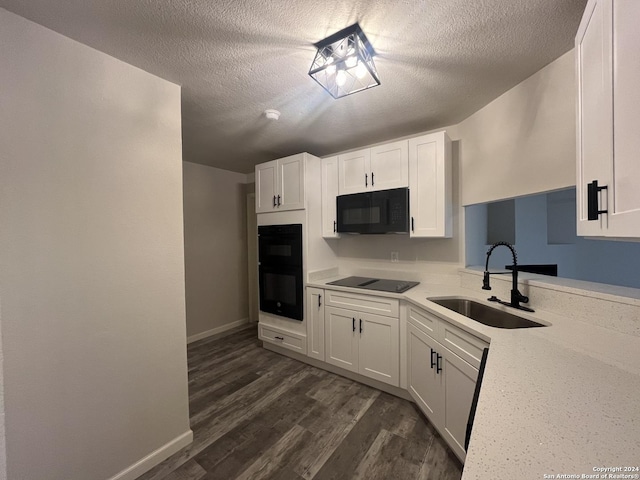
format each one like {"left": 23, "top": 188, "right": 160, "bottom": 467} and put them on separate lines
{"left": 482, "top": 271, "right": 492, "bottom": 290}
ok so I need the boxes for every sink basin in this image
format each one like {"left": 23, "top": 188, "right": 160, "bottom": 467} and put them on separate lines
{"left": 428, "top": 297, "right": 546, "bottom": 329}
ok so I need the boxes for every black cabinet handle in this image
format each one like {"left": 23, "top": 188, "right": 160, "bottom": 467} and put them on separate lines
{"left": 273, "top": 195, "right": 276, "bottom": 207}
{"left": 275, "top": 336, "right": 284, "bottom": 341}
{"left": 365, "top": 173, "right": 368, "bottom": 187}
{"left": 436, "top": 354, "right": 442, "bottom": 374}
{"left": 371, "top": 172, "right": 375, "bottom": 186}
{"left": 587, "top": 180, "right": 608, "bottom": 220}
{"left": 359, "top": 319, "right": 363, "bottom": 333}
{"left": 333, "top": 220, "right": 336, "bottom": 233}
{"left": 318, "top": 294, "right": 322, "bottom": 307}
{"left": 411, "top": 217, "right": 415, "bottom": 232}
{"left": 277, "top": 194, "right": 281, "bottom": 206}
{"left": 430, "top": 348, "right": 436, "bottom": 368}
{"left": 352, "top": 318, "right": 356, "bottom": 332}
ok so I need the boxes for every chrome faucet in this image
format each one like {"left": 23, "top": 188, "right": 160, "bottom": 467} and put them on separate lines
{"left": 482, "top": 241, "right": 534, "bottom": 312}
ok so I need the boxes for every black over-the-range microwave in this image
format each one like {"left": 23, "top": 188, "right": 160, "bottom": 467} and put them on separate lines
{"left": 336, "top": 187, "right": 409, "bottom": 234}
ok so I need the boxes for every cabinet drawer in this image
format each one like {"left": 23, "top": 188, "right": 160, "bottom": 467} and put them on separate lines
{"left": 407, "top": 305, "right": 438, "bottom": 338}
{"left": 439, "top": 321, "right": 488, "bottom": 369}
{"left": 259, "top": 323, "right": 307, "bottom": 355}
{"left": 325, "top": 290, "right": 399, "bottom": 318}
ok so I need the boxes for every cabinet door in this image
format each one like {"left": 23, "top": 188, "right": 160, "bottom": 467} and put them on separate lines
{"left": 576, "top": 0, "right": 613, "bottom": 236}
{"left": 306, "top": 288, "right": 325, "bottom": 361}
{"left": 255, "top": 160, "right": 278, "bottom": 213}
{"left": 441, "top": 348, "right": 479, "bottom": 462}
{"left": 369, "top": 140, "right": 409, "bottom": 191}
{"left": 325, "top": 307, "right": 359, "bottom": 374}
{"left": 608, "top": 0, "right": 640, "bottom": 237}
{"left": 321, "top": 156, "right": 340, "bottom": 238}
{"left": 358, "top": 312, "right": 399, "bottom": 387}
{"left": 408, "top": 132, "right": 452, "bottom": 238}
{"left": 278, "top": 154, "right": 305, "bottom": 211}
{"left": 406, "top": 323, "right": 444, "bottom": 425}
{"left": 338, "top": 149, "right": 370, "bottom": 194}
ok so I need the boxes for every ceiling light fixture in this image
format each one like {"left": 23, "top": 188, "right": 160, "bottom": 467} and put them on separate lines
{"left": 309, "top": 23, "right": 380, "bottom": 99}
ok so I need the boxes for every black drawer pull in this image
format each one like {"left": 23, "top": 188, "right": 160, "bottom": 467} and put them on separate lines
{"left": 277, "top": 194, "right": 281, "bottom": 206}
{"left": 352, "top": 317, "right": 356, "bottom": 332}
{"left": 359, "top": 319, "right": 363, "bottom": 333}
{"left": 365, "top": 173, "right": 368, "bottom": 187}
{"left": 587, "top": 180, "right": 608, "bottom": 220}
{"left": 273, "top": 195, "right": 276, "bottom": 207}
{"left": 411, "top": 216, "right": 415, "bottom": 232}
{"left": 318, "top": 295, "right": 322, "bottom": 307}
{"left": 275, "top": 336, "right": 284, "bottom": 341}
{"left": 430, "top": 348, "right": 436, "bottom": 368}
{"left": 333, "top": 220, "right": 336, "bottom": 233}
{"left": 436, "top": 354, "right": 442, "bottom": 374}
{"left": 371, "top": 171, "right": 374, "bottom": 186}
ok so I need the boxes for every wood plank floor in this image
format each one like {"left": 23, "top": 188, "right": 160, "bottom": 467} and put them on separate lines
{"left": 138, "top": 325, "right": 463, "bottom": 480}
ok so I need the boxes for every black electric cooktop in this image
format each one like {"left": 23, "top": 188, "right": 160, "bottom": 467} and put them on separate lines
{"left": 327, "top": 276, "right": 419, "bottom": 293}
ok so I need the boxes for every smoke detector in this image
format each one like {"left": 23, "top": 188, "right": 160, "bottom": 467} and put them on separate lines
{"left": 264, "top": 109, "right": 281, "bottom": 120}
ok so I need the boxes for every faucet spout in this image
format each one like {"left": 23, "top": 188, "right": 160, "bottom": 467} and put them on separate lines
{"left": 482, "top": 241, "right": 534, "bottom": 312}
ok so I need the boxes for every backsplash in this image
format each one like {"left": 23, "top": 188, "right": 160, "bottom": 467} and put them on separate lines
{"left": 459, "top": 268, "right": 640, "bottom": 338}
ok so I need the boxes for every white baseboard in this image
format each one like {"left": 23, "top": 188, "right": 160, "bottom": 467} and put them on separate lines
{"left": 186, "top": 318, "right": 249, "bottom": 344}
{"left": 107, "top": 429, "right": 193, "bottom": 480}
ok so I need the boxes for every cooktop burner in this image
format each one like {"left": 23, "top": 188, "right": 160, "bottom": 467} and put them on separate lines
{"left": 327, "top": 276, "right": 419, "bottom": 293}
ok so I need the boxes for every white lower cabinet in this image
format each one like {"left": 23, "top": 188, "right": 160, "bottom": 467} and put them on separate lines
{"left": 325, "top": 306, "right": 400, "bottom": 387}
{"left": 325, "top": 306, "right": 359, "bottom": 371}
{"left": 259, "top": 323, "right": 307, "bottom": 355}
{"left": 306, "top": 287, "right": 325, "bottom": 361}
{"left": 407, "top": 305, "right": 486, "bottom": 462}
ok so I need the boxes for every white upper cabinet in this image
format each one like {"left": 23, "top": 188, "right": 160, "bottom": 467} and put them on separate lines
{"left": 576, "top": 0, "right": 640, "bottom": 237}
{"left": 338, "top": 148, "right": 370, "bottom": 194}
{"left": 408, "top": 132, "right": 452, "bottom": 238}
{"left": 255, "top": 153, "right": 306, "bottom": 213}
{"left": 369, "top": 140, "right": 409, "bottom": 192}
{"left": 255, "top": 160, "right": 279, "bottom": 213}
{"left": 338, "top": 140, "right": 409, "bottom": 195}
{"left": 321, "top": 156, "right": 340, "bottom": 238}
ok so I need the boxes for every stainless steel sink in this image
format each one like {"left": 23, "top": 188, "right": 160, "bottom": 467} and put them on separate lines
{"left": 428, "top": 297, "right": 546, "bottom": 329}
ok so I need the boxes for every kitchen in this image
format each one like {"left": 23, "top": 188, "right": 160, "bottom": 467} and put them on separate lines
{"left": 1, "top": 1, "right": 639, "bottom": 480}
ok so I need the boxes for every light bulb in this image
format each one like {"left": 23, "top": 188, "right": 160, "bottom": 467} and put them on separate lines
{"left": 326, "top": 64, "right": 336, "bottom": 75}
{"left": 336, "top": 70, "right": 347, "bottom": 87}
{"left": 355, "top": 63, "right": 367, "bottom": 79}
{"left": 345, "top": 56, "right": 357, "bottom": 68}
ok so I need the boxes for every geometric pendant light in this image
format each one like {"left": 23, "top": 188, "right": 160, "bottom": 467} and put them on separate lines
{"left": 308, "top": 23, "right": 380, "bottom": 99}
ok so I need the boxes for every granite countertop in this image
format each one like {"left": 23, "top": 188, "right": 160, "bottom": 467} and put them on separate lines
{"left": 307, "top": 277, "right": 640, "bottom": 479}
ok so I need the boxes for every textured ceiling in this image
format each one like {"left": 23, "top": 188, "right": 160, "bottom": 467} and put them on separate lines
{"left": 1, "top": 0, "right": 587, "bottom": 173}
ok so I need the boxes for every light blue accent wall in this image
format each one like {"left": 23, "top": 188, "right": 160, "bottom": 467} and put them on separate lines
{"left": 465, "top": 188, "right": 640, "bottom": 289}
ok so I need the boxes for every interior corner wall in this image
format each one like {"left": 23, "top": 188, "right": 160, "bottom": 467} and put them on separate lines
{"left": 457, "top": 50, "right": 576, "bottom": 206}
{"left": 182, "top": 162, "right": 249, "bottom": 341}
{"left": 0, "top": 9, "right": 191, "bottom": 480}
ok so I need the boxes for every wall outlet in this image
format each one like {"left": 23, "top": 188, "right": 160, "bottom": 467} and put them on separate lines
{"left": 391, "top": 252, "right": 399, "bottom": 263}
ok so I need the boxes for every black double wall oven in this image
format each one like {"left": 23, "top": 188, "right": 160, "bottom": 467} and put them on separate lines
{"left": 258, "top": 224, "right": 303, "bottom": 321}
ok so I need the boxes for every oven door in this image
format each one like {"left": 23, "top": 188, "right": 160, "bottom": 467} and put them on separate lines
{"left": 258, "top": 224, "right": 302, "bottom": 267}
{"left": 258, "top": 264, "right": 303, "bottom": 321}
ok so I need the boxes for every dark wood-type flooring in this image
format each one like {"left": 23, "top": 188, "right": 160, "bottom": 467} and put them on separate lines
{"left": 138, "top": 325, "right": 463, "bottom": 480}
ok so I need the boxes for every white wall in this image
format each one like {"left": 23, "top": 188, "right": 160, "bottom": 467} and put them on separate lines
{"left": 0, "top": 9, "right": 191, "bottom": 480}
{"left": 182, "top": 162, "right": 249, "bottom": 341}
{"left": 457, "top": 50, "right": 576, "bottom": 206}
